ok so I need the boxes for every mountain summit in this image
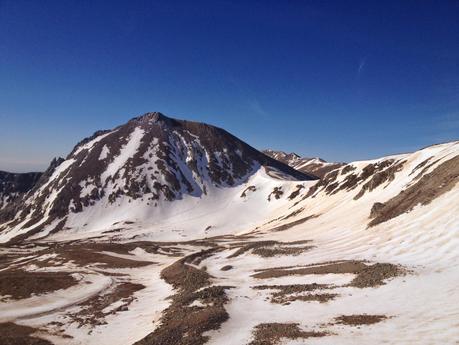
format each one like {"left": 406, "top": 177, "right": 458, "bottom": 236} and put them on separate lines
{"left": 0, "top": 112, "right": 314, "bottom": 243}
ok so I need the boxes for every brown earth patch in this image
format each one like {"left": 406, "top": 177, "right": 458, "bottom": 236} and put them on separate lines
{"left": 341, "top": 165, "right": 356, "bottom": 175}
{"left": 409, "top": 157, "right": 433, "bottom": 176}
{"left": 284, "top": 293, "right": 338, "bottom": 303}
{"left": 268, "top": 187, "right": 283, "bottom": 201}
{"left": 74, "top": 241, "right": 185, "bottom": 257}
{"left": 253, "top": 284, "right": 336, "bottom": 304}
{"left": 69, "top": 282, "right": 145, "bottom": 327}
{"left": 304, "top": 160, "right": 401, "bottom": 199}
{"left": 312, "top": 163, "right": 344, "bottom": 179}
{"left": 369, "top": 155, "right": 459, "bottom": 226}
{"left": 252, "top": 246, "right": 314, "bottom": 257}
{"left": 252, "top": 260, "right": 366, "bottom": 279}
{"left": 330, "top": 160, "right": 396, "bottom": 196}
{"left": 134, "top": 248, "right": 232, "bottom": 345}
{"left": 0, "top": 322, "right": 53, "bottom": 345}
{"left": 55, "top": 247, "right": 154, "bottom": 268}
{"left": 412, "top": 158, "right": 441, "bottom": 180}
{"left": 354, "top": 160, "right": 406, "bottom": 200}
{"left": 252, "top": 260, "right": 406, "bottom": 288}
{"left": 287, "top": 185, "right": 304, "bottom": 200}
{"left": 0, "top": 269, "right": 77, "bottom": 300}
{"left": 280, "top": 207, "right": 305, "bottom": 221}
{"left": 269, "top": 215, "right": 319, "bottom": 232}
{"left": 0, "top": 253, "right": 22, "bottom": 270}
{"left": 348, "top": 263, "right": 405, "bottom": 288}
{"left": 249, "top": 323, "right": 328, "bottom": 345}
{"left": 303, "top": 170, "right": 340, "bottom": 198}
{"left": 228, "top": 240, "right": 313, "bottom": 258}
{"left": 228, "top": 241, "right": 280, "bottom": 258}
{"left": 334, "top": 314, "right": 388, "bottom": 326}
{"left": 241, "top": 185, "right": 256, "bottom": 198}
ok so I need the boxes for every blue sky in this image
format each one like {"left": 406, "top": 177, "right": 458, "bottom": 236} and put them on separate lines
{"left": 0, "top": 0, "right": 458, "bottom": 172}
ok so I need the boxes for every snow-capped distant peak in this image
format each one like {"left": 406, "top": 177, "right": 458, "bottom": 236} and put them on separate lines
{"left": 263, "top": 149, "right": 344, "bottom": 178}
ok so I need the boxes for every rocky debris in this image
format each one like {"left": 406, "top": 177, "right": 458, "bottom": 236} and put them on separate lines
{"left": 253, "top": 284, "right": 336, "bottom": 304}
{"left": 348, "top": 263, "right": 406, "bottom": 288}
{"left": 69, "top": 282, "right": 145, "bottom": 327}
{"left": 134, "top": 248, "right": 232, "bottom": 345}
{"left": 0, "top": 323, "right": 53, "bottom": 345}
{"left": 354, "top": 160, "right": 406, "bottom": 199}
{"left": 54, "top": 246, "right": 154, "bottom": 268}
{"left": 227, "top": 240, "right": 313, "bottom": 258}
{"left": 287, "top": 184, "right": 304, "bottom": 199}
{"left": 251, "top": 245, "right": 314, "bottom": 257}
{"left": 0, "top": 269, "right": 77, "bottom": 300}
{"left": 0, "top": 234, "right": 417, "bottom": 344}
{"left": 304, "top": 159, "right": 406, "bottom": 200}
{"left": 269, "top": 214, "right": 319, "bottom": 232}
{"left": 249, "top": 323, "right": 328, "bottom": 345}
{"left": 240, "top": 185, "right": 256, "bottom": 198}
{"left": 333, "top": 314, "right": 388, "bottom": 326}
{"left": 252, "top": 260, "right": 406, "bottom": 288}
{"left": 267, "top": 187, "right": 283, "bottom": 201}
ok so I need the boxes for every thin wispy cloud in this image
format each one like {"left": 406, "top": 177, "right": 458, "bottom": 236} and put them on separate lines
{"left": 357, "top": 57, "right": 367, "bottom": 78}
{"left": 249, "top": 99, "right": 269, "bottom": 117}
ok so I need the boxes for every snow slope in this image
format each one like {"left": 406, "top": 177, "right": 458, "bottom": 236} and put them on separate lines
{"left": 203, "top": 141, "right": 459, "bottom": 344}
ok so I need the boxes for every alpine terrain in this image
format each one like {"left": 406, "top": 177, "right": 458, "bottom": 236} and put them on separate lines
{"left": 0, "top": 171, "right": 42, "bottom": 210}
{"left": 262, "top": 149, "right": 344, "bottom": 178}
{"left": 0, "top": 112, "right": 458, "bottom": 345}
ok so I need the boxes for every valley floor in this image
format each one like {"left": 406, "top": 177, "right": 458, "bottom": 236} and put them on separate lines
{"left": 1, "top": 219, "right": 458, "bottom": 345}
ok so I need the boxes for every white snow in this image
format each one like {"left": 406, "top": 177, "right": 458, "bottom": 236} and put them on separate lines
{"left": 99, "top": 145, "right": 110, "bottom": 160}
{"left": 101, "top": 127, "right": 145, "bottom": 183}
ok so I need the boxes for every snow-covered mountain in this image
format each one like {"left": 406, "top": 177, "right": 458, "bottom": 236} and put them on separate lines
{"left": 1, "top": 113, "right": 458, "bottom": 345}
{"left": 262, "top": 149, "right": 344, "bottom": 178}
{"left": 0, "top": 171, "right": 42, "bottom": 210}
{"left": 0, "top": 112, "right": 314, "bottom": 243}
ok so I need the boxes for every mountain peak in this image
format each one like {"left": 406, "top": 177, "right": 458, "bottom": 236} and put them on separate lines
{"left": 130, "top": 112, "right": 176, "bottom": 126}
{"left": 0, "top": 113, "right": 315, "bottom": 243}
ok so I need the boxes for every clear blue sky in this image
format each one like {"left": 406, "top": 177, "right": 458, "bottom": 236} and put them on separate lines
{"left": 1, "top": 0, "right": 458, "bottom": 172}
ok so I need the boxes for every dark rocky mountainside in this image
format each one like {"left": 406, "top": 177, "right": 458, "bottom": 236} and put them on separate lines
{"left": 0, "top": 171, "right": 42, "bottom": 209}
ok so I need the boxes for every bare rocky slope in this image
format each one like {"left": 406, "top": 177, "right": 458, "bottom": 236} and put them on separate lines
{"left": 262, "top": 149, "right": 344, "bottom": 178}
{"left": 0, "top": 171, "right": 42, "bottom": 210}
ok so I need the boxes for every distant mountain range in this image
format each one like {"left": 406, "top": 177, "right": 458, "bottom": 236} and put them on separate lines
{"left": 262, "top": 149, "right": 344, "bottom": 178}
